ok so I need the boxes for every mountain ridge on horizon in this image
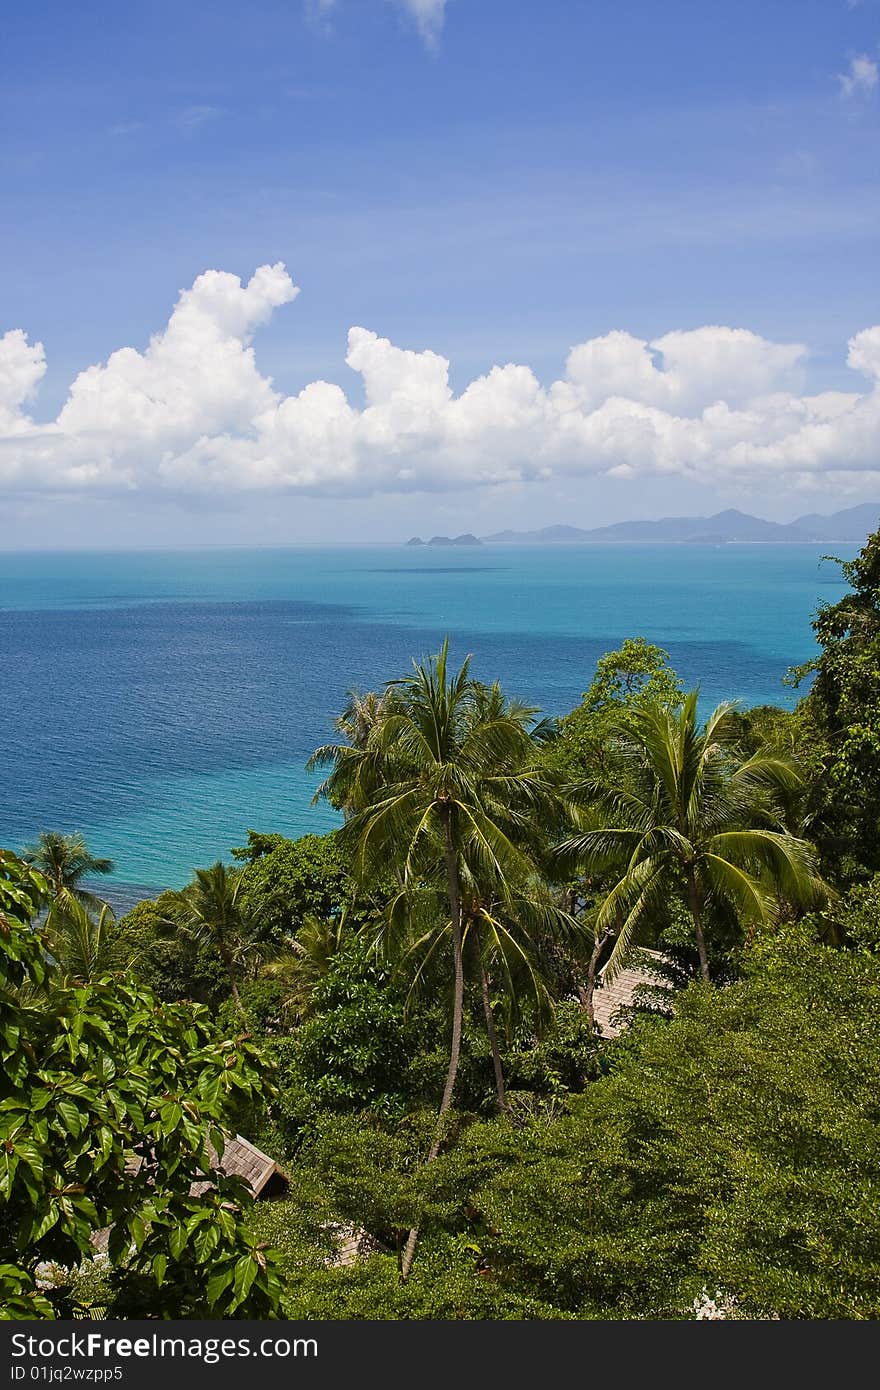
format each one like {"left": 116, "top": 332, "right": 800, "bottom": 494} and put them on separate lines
{"left": 476, "top": 502, "right": 880, "bottom": 545}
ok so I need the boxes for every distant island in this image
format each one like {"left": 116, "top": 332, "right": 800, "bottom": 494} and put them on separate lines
{"left": 407, "top": 533, "right": 483, "bottom": 547}
{"left": 406, "top": 503, "right": 880, "bottom": 547}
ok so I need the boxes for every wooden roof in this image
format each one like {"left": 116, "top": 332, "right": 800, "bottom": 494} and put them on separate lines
{"left": 192, "top": 1133, "right": 283, "bottom": 1198}
{"left": 121, "top": 1132, "right": 283, "bottom": 1199}
{"left": 593, "top": 948, "right": 674, "bottom": 1039}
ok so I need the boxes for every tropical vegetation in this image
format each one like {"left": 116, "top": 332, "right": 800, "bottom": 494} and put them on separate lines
{"left": 3, "top": 529, "right": 880, "bottom": 1320}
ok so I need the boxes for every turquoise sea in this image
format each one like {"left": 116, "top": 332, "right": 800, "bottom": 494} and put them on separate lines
{"left": 0, "top": 544, "right": 855, "bottom": 905}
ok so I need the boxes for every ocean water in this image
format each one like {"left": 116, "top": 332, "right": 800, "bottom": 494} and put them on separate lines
{"left": 0, "top": 543, "right": 855, "bottom": 903}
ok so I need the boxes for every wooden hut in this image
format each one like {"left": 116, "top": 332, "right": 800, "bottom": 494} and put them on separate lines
{"left": 192, "top": 1133, "right": 287, "bottom": 1198}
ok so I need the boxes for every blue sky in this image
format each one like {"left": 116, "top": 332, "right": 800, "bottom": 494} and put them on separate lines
{"left": 2, "top": 0, "right": 880, "bottom": 545}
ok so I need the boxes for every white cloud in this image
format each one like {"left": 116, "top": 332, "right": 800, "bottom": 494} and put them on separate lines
{"left": 309, "top": 0, "right": 447, "bottom": 44}
{"left": 554, "top": 327, "right": 806, "bottom": 415}
{"left": 0, "top": 330, "right": 46, "bottom": 435}
{"left": 837, "top": 53, "right": 879, "bottom": 97}
{"left": 397, "top": 0, "right": 447, "bottom": 44}
{"left": 3, "top": 262, "right": 880, "bottom": 500}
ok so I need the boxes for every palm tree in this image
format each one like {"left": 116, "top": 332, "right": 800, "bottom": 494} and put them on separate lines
{"left": 44, "top": 897, "right": 128, "bottom": 985}
{"left": 308, "top": 686, "right": 403, "bottom": 819}
{"left": 311, "top": 640, "right": 557, "bottom": 1276}
{"left": 382, "top": 873, "right": 583, "bottom": 1115}
{"left": 21, "top": 831, "right": 114, "bottom": 911}
{"left": 559, "top": 692, "right": 824, "bottom": 983}
{"left": 167, "top": 862, "right": 254, "bottom": 1015}
{"left": 260, "top": 914, "right": 346, "bottom": 1021}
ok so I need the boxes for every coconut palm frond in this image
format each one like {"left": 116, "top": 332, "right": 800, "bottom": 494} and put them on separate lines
{"left": 20, "top": 831, "right": 114, "bottom": 911}
{"left": 561, "top": 689, "right": 827, "bottom": 982}
{"left": 43, "top": 898, "right": 126, "bottom": 985}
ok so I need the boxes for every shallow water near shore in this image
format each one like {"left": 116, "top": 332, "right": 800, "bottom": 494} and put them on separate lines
{"left": 0, "top": 542, "right": 855, "bottom": 903}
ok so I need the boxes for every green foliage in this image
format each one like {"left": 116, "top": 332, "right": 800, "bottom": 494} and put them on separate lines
{"left": 168, "top": 861, "right": 254, "bottom": 1012}
{"left": 294, "top": 945, "right": 413, "bottom": 1111}
{"left": 259, "top": 914, "right": 351, "bottom": 1026}
{"left": 724, "top": 703, "right": 823, "bottom": 843}
{"left": 313, "top": 647, "right": 554, "bottom": 897}
{"left": 246, "top": 1192, "right": 336, "bottom": 1277}
{"left": 234, "top": 831, "right": 355, "bottom": 942}
{"left": 503, "top": 1001, "right": 599, "bottom": 1101}
{"left": 727, "top": 703, "right": 799, "bottom": 758}
{"left": 254, "top": 954, "right": 527, "bottom": 1153}
{"left": 583, "top": 636, "right": 685, "bottom": 711}
{"left": 311, "top": 637, "right": 564, "bottom": 1279}
{"left": 253, "top": 1115, "right": 570, "bottom": 1317}
{"left": 283, "top": 1247, "right": 572, "bottom": 1320}
{"left": 0, "top": 850, "right": 48, "bottom": 928}
{"left": 0, "top": 854, "right": 283, "bottom": 1321}
{"left": 267, "top": 938, "right": 879, "bottom": 1319}
{"left": 264, "top": 942, "right": 419, "bottom": 1144}
{"left": 217, "top": 976, "right": 289, "bottom": 1034}
{"left": 788, "top": 532, "right": 880, "bottom": 880}
{"left": 116, "top": 897, "right": 228, "bottom": 1006}
{"left": 467, "top": 937, "right": 880, "bottom": 1318}
{"left": 0, "top": 1264, "right": 55, "bottom": 1320}
{"left": 295, "top": 1112, "right": 429, "bottom": 1239}
{"left": 543, "top": 637, "right": 683, "bottom": 781}
{"left": 827, "top": 872, "right": 880, "bottom": 953}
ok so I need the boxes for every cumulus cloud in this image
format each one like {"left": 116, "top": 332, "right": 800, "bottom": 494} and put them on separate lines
{"left": 3, "top": 262, "right": 880, "bottom": 500}
{"left": 0, "top": 330, "right": 46, "bottom": 435}
{"left": 837, "top": 53, "right": 879, "bottom": 97}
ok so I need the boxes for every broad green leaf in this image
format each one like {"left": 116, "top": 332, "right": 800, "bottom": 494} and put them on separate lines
{"left": 205, "top": 1266, "right": 234, "bottom": 1306}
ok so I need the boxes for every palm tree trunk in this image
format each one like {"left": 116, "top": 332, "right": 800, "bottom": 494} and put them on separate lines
{"left": 228, "top": 972, "right": 245, "bottom": 1015}
{"left": 401, "top": 812, "right": 465, "bottom": 1281}
{"left": 578, "top": 928, "right": 612, "bottom": 1032}
{"left": 685, "top": 867, "right": 711, "bottom": 983}
{"left": 473, "top": 922, "right": 508, "bottom": 1116}
{"left": 220, "top": 944, "right": 246, "bottom": 1016}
